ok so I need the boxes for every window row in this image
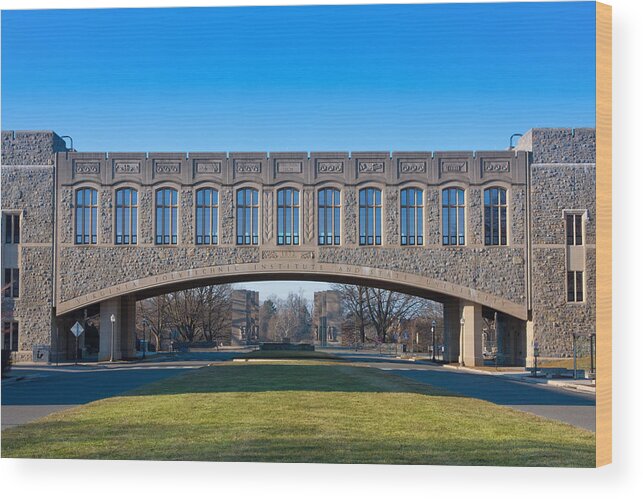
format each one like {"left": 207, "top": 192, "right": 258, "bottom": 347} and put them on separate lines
{"left": 73, "top": 186, "right": 510, "bottom": 247}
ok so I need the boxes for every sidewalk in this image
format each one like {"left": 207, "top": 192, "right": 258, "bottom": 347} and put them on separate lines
{"left": 440, "top": 364, "right": 596, "bottom": 394}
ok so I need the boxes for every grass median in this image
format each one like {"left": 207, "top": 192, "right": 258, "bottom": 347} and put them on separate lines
{"left": 1, "top": 361, "right": 595, "bottom": 466}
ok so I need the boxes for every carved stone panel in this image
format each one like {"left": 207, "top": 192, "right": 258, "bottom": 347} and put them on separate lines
{"left": 194, "top": 160, "right": 222, "bottom": 174}
{"left": 276, "top": 160, "right": 302, "bottom": 174}
{"left": 316, "top": 160, "right": 344, "bottom": 174}
{"left": 304, "top": 189, "right": 315, "bottom": 244}
{"left": 440, "top": 159, "right": 468, "bottom": 173}
{"left": 114, "top": 162, "right": 141, "bottom": 174}
{"left": 385, "top": 187, "right": 399, "bottom": 246}
{"left": 235, "top": 160, "right": 261, "bottom": 174}
{"left": 483, "top": 160, "right": 511, "bottom": 173}
{"left": 74, "top": 161, "right": 100, "bottom": 175}
{"left": 358, "top": 161, "right": 385, "bottom": 173}
{"left": 154, "top": 160, "right": 181, "bottom": 175}
{"left": 399, "top": 160, "right": 427, "bottom": 174}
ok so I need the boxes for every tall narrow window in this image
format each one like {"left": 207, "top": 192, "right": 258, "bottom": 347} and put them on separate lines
{"left": 74, "top": 187, "right": 98, "bottom": 245}
{"left": 400, "top": 188, "right": 424, "bottom": 246}
{"left": 3, "top": 268, "right": 19, "bottom": 298}
{"left": 318, "top": 188, "right": 341, "bottom": 245}
{"left": 236, "top": 188, "right": 259, "bottom": 245}
{"left": 359, "top": 187, "right": 382, "bottom": 246}
{"left": 277, "top": 188, "right": 300, "bottom": 245}
{"left": 484, "top": 187, "right": 507, "bottom": 246}
{"left": 196, "top": 188, "right": 219, "bottom": 245}
{"left": 567, "top": 271, "right": 584, "bottom": 302}
{"left": 442, "top": 188, "right": 465, "bottom": 246}
{"left": 566, "top": 214, "right": 583, "bottom": 246}
{"left": 115, "top": 188, "right": 138, "bottom": 245}
{"left": 2, "top": 321, "right": 19, "bottom": 351}
{"left": 155, "top": 188, "right": 178, "bottom": 245}
{"left": 4, "top": 214, "right": 20, "bottom": 244}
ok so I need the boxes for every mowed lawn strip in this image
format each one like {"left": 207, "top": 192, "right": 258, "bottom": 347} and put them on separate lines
{"left": 1, "top": 362, "right": 595, "bottom": 466}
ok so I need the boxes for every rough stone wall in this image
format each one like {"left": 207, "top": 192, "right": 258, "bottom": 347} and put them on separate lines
{"left": 523, "top": 127, "right": 597, "bottom": 358}
{"left": 2, "top": 130, "right": 67, "bottom": 166}
{"left": 1, "top": 164, "right": 56, "bottom": 360}
{"left": 518, "top": 128, "right": 596, "bottom": 165}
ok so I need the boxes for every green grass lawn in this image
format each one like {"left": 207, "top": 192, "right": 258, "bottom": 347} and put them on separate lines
{"left": 1, "top": 362, "right": 595, "bottom": 466}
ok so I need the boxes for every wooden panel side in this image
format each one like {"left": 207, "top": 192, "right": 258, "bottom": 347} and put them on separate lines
{"left": 596, "top": 1, "right": 612, "bottom": 468}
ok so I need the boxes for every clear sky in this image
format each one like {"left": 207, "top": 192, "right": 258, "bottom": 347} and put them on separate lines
{"left": 1, "top": 2, "right": 596, "bottom": 301}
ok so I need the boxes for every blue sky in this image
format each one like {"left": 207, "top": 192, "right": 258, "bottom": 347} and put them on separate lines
{"left": 1, "top": 2, "right": 596, "bottom": 300}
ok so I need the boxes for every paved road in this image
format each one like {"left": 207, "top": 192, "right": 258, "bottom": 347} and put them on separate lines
{"left": 1, "top": 364, "right": 195, "bottom": 429}
{"left": 2, "top": 350, "right": 595, "bottom": 431}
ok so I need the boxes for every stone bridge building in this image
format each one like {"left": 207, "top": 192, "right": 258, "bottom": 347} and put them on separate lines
{"left": 1, "top": 128, "right": 596, "bottom": 366}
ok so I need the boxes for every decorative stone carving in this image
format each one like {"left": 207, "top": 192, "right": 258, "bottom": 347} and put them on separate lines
{"left": 317, "top": 161, "right": 344, "bottom": 174}
{"left": 263, "top": 191, "right": 273, "bottom": 242}
{"left": 195, "top": 161, "right": 222, "bottom": 174}
{"left": 114, "top": 162, "right": 141, "bottom": 174}
{"left": 262, "top": 250, "right": 315, "bottom": 260}
{"left": 483, "top": 160, "right": 511, "bottom": 173}
{"left": 154, "top": 161, "right": 181, "bottom": 174}
{"left": 74, "top": 161, "right": 100, "bottom": 174}
{"left": 440, "top": 160, "right": 468, "bottom": 173}
{"left": 358, "top": 161, "right": 385, "bottom": 173}
{"left": 399, "top": 161, "right": 427, "bottom": 174}
{"left": 304, "top": 190, "right": 315, "bottom": 243}
{"left": 235, "top": 160, "right": 261, "bottom": 174}
{"left": 276, "top": 161, "right": 302, "bottom": 174}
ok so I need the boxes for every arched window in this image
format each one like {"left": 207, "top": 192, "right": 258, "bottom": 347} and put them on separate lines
{"left": 277, "top": 188, "right": 300, "bottom": 245}
{"left": 400, "top": 187, "right": 423, "bottom": 246}
{"left": 442, "top": 187, "right": 465, "bottom": 246}
{"left": 155, "top": 188, "right": 178, "bottom": 245}
{"left": 359, "top": 187, "right": 382, "bottom": 246}
{"left": 115, "top": 188, "right": 138, "bottom": 245}
{"left": 484, "top": 187, "right": 507, "bottom": 246}
{"left": 74, "top": 187, "right": 98, "bottom": 245}
{"left": 236, "top": 188, "right": 259, "bottom": 245}
{"left": 196, "top": 188, "right": 219, "bottom": 245}
{"left": 318, "top": 188, "right": 341, "bottom": 245}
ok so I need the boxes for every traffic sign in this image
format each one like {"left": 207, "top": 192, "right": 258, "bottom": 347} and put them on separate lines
{"left": 71, "top": 321, "right": 84, "bottom": 337}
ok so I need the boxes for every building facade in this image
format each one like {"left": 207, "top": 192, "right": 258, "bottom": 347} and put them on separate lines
{"left": 313, "top": 290, "right": 342, "bottom": 346}
{"left": 0, "top": 128, "right": 596, "bottom": 366}
{"left": 230, "top": 289, "right": 259, "bottom": 346}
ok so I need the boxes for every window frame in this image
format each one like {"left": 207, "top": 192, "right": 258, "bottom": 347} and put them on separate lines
{"left": 154, "top": 187, "right": 179, "bottom": 245}
{"left": 195, "top": 187, "right": 220, "bottom": 245}
{"left": 277, "top": 187, "right": 300, "bottom": 246}
{"left": 359, "top": 186, "right": 383, "bottom": 246}
{"left": 236, "top": 187, "right": 260, "bottom": 246}
{"left": 400, "top": 187, "right": 424, "bottom": 246}
{"left": 567, "top": 270, "right": 585, "bottom": 303}
{"left": 74, "top": 187, "right": 98, "bottom": 245}
{"left": 318, "top": 187, "right": 342, "bottom": 246}
{"left": 483, "top": 186, "right": 508, "bottom": 246}
{"left": 441, "top": 187, "right": 466, "bottom": 246}
{"left": 115, "top": 187, "right": 139, "bottom": 245}
{"left": 2, "top": 321, "right": 19, "bottom": 351}
{"left": 3, "top": 268, "right": 19, "bottom": 298}
{"left": 564, "top": 210, "right": 587, "bottom": 246}
{"left": 3, "top": 213, "right": 20, "bottom": 244}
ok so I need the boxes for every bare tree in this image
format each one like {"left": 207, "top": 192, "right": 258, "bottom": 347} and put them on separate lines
{"left": 364, "top": 287, "right": 425, "bottom": 343}
{"left": 332, "top": 284, "right": 370, "bottom": 343}
{"left": 270, "top": 291, "right": 312, "bottom": 342}
{"left": 198, "top": 284, "right": 233, "bottom": 346}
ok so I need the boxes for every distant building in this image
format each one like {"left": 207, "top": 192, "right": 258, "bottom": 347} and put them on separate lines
{"left": 313, "top": 291, "right": 342, "bottom": 346}
{"left": 231, "top": 290, "right": 259, "bottom": 346}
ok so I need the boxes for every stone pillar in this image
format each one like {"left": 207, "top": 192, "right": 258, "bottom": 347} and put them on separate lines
{"left": 459, "top": 301, "right": 484, "bottom": 367}
{"left": 525, "top": 319, "right": 535, "bottom": 368}
{"left": 120, "top": 295, "right": 137, "bottom": 359}
{"left": 496, "top": 313, "right": 508, "bottom": 366}
{"left": 99, "top": 296, "right": 138, "bottom": 361}
{"left": 442, "top": 299, "right": 460, "bottom": 363}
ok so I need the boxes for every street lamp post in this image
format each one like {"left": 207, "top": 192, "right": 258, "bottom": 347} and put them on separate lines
{"left": 459, "top": 317, "right": 465, "bottom": 367}
{"left": 431, "top": 320, "right": 437, "bottom": 362}
{"left": 141, "top": 319, "right": 147, "bottom": 360}
{"left": 109, "top": 314, "right": 116, "bottom": 362}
